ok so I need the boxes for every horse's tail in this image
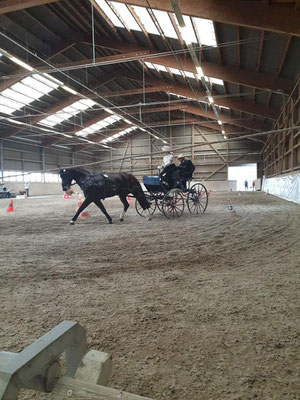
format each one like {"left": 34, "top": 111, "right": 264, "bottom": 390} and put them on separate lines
{"left": 130, "top": 176, "right": 150, "bottom": 210}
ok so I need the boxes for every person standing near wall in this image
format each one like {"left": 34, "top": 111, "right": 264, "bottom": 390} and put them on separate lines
{"left": 252, "top": 180, "right": 255, "bottom": 191}
{"left": 24, "top": 182, "right": 30, "bottom": 197}
{"left": 244, "top": 179, "right": 248, "bottom": 190}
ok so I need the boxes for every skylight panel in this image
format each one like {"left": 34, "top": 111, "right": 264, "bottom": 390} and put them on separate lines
{"left": 33, "top": 74, "right": 59, "bottom": 90}
{"left": 0, "top": 104, "right": 15, "bottom": 115}
{"left": 62, "top": 105, "right": 79, "bottom": 114}
{"left": 39, "top": 118, "right": 56, "bottom": 127}
{"left": 76, "top": 131, "right": 88, "bottom": 137}
{"left": 184, "top": 71, "right": 195, "bottom": 79}
{"left": 168, "top": 67, "right": 181, "bottom": 75}
{"left": 75, "top": 114, "right": 120, "bottom": 138}
{"left": 95, "top": 0, "right": 123, "bottom": 28}
{"left": 152, "top": 10, "right": 178, "bottom": 39}
{"left": 47, "top": 115, "right": 66, "bottom": 125}
{"left": 97, "top": 120, "right": 110, "bottom": 128}
{"left": 22, "top": 76, "right": 55, "bottom": 94}
{"left": 145, "top": 62, "right": 155, "bottom": 69}
{"left": 109, "top": 2, "right": 142, "bottom": 31}
{"left": 1, "top": 88, "right": 33, "bottom": 105}
{"left": 104, "top": 116, "right": 118, "bottom": 124}
{"left": 100, "top": 126, "right": 136, "bottom": 144}
{"left": 0, "top": 94, "right": 25, "bottom": 111}
{"left": 170, "top": 92, "right": 184, "bottom": 98}
{"left": 68, "top": 99, "right": 96, "bottom": 112}
{"left": 39, "top": 99, "right": 97, "bottom": 127}
{"left": 153, "top": 63, "right": 167, "bottom": 72}
{"left": 180, "top": 15, "right": 197, "bottom": 44}
{"left": 192, "top": 18, "right": 217, "bottom": 47}
{"left": 13, "top": 82, "right": 45, "bottom": 100}
{"left": 209, "top": 77, "right": 224, "bottom": 86}
{"left": 132, "top": 6, "right": 159, "bottom": 35}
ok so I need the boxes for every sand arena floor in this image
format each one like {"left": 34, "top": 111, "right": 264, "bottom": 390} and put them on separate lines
{"left": 0, "top": 191, "right": 299, "bottom": 400}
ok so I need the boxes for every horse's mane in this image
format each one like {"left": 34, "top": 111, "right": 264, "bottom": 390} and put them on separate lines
{"left": 67, "top": 167, "right": 90, "bottom": 174}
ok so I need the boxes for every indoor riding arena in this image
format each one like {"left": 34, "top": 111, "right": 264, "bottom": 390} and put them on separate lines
{"left": 0, "top": 2, "right": 299, "bottom": 400}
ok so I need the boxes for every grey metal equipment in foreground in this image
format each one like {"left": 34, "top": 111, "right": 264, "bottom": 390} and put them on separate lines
{"left": 0, "top": 321, "right": 87, "bottom": 399}
{"left": 0, "top": 320, "right": 155, "bottom": 400}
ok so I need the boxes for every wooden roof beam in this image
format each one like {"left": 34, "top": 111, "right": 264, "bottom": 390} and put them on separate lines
{"left": 100, "top": 85, "right": 173, "bottom": 98}
{"left": 112, "top": 0, "right": 300, "bottom": 36}
{"left": 5, "top": 37, "right": 292, "bottom": 93}
{"left": 0, "top": 0, "right": 60, "bottom": 14}
{"left": 107, "top": 76, "right": 279, "bottom": 119}
{"left": 28, "top": 51, "right": 292, "bottom": 93}
{"left": 128, "top": 103, "right": 269, "bottom": 132}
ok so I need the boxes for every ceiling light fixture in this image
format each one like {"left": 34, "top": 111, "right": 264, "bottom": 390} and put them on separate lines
{"left": 207, "top": 95, "right": 214, "bottom": 104}
{"left": 62, "top": 85, "right": 78, "bottom": 95}
{"left": 104, "top": 107, "right": 114, "bottom": 114}
{"left": 10, "top": 56, "right": 33, "bottom": 71}
{"left": 42, "top": 73, "right": 63, "bottom": 85}
{"left": 196, "top": 66, "right": 204, "bottom": 78}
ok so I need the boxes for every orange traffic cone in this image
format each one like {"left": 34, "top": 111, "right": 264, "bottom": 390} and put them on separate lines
{"left": 76, "top": 197, "right": 90, "bottom": 218}
{"left": 6, "top": 199, "right": 14, "bottom": 212}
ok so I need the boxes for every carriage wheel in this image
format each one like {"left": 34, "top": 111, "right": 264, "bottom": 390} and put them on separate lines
{"left": 135, "top": 193, "right": 156, "bottom": 217}
{"left": 162, "top": 189, "right": 185, "bottom": 219}
{"left": 187, "top": 183, "right": 208, "bottom": 214}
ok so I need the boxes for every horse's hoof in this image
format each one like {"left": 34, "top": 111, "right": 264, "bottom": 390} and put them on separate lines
{"left": 108, "top": 220, "right": 113, "bottom": 224}
{"left": 70, "top": 221, "right": 75, "bottom": 225}
{"left": 119, "top": 218, "right": 124, "bottom": 222}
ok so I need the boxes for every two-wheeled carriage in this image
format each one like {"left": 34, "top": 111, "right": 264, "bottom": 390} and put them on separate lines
{"left": 135, "top": 175, "right": 208, "bottom": 219}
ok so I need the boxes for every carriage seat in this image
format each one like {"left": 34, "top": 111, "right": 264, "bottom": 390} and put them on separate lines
{"left": 143, "top": 175, "right": 162, "bottom": 192}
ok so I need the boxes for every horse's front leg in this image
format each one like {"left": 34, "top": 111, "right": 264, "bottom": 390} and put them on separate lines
{"left": 94, "top": 198, "right": 113, "bottom": 224}
{"left": 70, "top": 197, "right": 92, "bottom": 225}
{"left": 119, "top": 194, "right": 130, "bottom": 222}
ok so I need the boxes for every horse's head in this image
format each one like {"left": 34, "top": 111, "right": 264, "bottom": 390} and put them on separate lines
{"left": 59, "top": 169, "right": 73, "bottom": 191}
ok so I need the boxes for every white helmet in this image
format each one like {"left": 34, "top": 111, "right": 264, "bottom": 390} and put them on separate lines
{"left": 162, "top": 145, "right": 171, "bottom": 152}
{"left": 177, "top": 154, "right": 185, "bottom": 159}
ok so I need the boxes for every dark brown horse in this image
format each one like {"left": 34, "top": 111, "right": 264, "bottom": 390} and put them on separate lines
{"left": 59, "top": 167, "right": 150, "bottom": 225}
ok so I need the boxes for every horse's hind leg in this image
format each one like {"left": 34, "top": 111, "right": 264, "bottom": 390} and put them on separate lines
{"left": 119, "top": 194, "right": 130, "bottom": 222}
{"left": 70, "top": 197, "right": 92, "bottom": 225}
{"left": 94, "top": 198, "right": 113, "bottom": 224}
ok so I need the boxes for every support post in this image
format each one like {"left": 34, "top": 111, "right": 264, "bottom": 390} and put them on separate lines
{"left": 41, "top": 147, "right": 45, "bottom": 183}
{"left": 191, "top": 124, "right": 195, "bottom": 162}
{"left": 149, "top": 136, "right": 153, "bottom": 175}
{"left": 118, "top": 141, "right": 129, "bottom": 172}
{"left": 0, "top": 140, "right": 4, "bottom": 183}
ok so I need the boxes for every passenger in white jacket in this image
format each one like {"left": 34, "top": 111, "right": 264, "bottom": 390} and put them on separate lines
{"left": 158, "top": 145, "right": 176, "bottom": 188}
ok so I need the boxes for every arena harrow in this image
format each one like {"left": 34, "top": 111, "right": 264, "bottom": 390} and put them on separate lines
{"left": 0, "top": 321, "right": 155, "bottom": 400}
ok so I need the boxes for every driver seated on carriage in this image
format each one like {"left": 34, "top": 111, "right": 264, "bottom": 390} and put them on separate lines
{"left": 158, "top": 145, "right": 176, "bottom": 188}
{"left": 173, "top": 154, "right": 195, "bottom": 190}
{"left": 158, "top": 147, "right": 195, "bottom": 190}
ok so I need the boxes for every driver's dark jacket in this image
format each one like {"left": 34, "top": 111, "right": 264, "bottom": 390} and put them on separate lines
{"left": 178, "top": 159, "right": 195, "bottom": 179}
